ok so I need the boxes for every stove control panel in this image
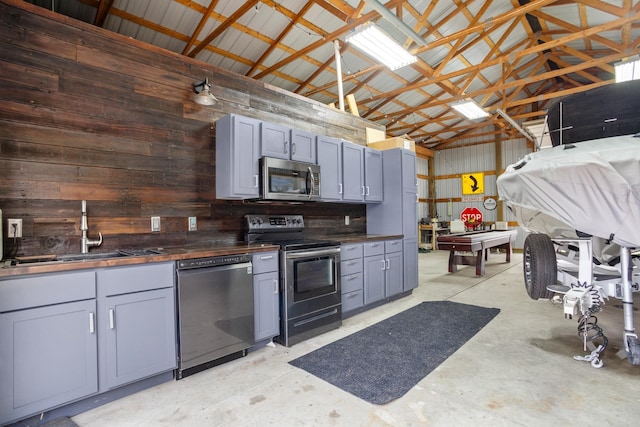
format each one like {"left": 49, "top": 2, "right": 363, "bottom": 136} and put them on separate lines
{"left": 246, "top": 214, "right": 305, "bottom": 232}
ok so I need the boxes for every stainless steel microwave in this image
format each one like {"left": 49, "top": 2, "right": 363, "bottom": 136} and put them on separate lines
{"left": 260, "top": 157, "right": 320, "bottom": 201}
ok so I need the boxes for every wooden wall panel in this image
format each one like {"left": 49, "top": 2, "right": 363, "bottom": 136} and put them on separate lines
{"left": 0, "top": 0, "right": 381, "bottom": 257}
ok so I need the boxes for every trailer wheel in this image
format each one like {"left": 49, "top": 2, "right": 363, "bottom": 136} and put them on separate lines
{"left": 523, "top": 233, "right": 556, "bottom": 300}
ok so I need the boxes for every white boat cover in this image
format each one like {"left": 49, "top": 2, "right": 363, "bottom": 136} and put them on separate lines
{"left": 497, "top": 135, "right": 640, "bottom": 249}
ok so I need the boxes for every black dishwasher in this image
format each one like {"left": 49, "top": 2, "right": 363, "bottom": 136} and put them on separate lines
{"left": 175, "top": 254, "right": 254, "bottom": 379}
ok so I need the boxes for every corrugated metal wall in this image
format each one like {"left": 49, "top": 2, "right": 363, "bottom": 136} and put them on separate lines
{"left": 416, "top": 133, "right": 532, "bottom": 248}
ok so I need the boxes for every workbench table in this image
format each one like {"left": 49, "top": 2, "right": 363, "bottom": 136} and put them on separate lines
{"left": 436, "top": 229, "right": 518, "bottom": 276}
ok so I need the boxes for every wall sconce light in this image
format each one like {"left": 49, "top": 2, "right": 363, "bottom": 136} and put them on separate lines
{"left": 451, "top": 99, "right": 489, "bottom": 120}
{"left": 192, "top": 77, "right": 218, "bottom": 106}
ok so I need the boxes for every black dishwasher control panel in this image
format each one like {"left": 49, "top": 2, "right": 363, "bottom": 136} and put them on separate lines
{"left": 177, "top": 253, "right": 252, "bottom": 270}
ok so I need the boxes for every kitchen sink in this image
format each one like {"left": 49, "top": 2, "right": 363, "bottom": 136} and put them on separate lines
{"left": 57, "top": 248, "right": 164, "bottom": 262}
{"left": 13, "top": 248, "right": 163, "bottom": 264}
{"left": 56, "top": 252, "right": 130, "bottom": 262}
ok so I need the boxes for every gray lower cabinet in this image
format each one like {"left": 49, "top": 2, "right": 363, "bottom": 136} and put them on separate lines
{"left": 363, "top": 240, "right": 404, "bottom": 305}
{"left": 403, "top": 239, "right": 419, "bottom": 292}
{"left": 384, "top": 239, "right": 404, "bottom": 297}
{"left": 0, "top": 271, "right": 98, "bottom": 425}
{"left": 252, "top": 251, "right": 280, "bottom": 342}
{"left": 0, "top": 262, "right": 177, "bottom": 425}
{"left": 97, "top": 262, "right": 176, "bottom": 391}
{"left": 340, "top": 243, "right": 364, "bottom": 313}
{"left": 363, "top": 241, "right": 386, "bottom": 305}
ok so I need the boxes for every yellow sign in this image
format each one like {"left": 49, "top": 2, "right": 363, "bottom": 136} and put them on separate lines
{"left": 461, "top": 172, "right": 484, "bottom": 195}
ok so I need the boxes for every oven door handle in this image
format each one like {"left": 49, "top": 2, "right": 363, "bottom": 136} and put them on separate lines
{"left": 285, "top": 247, "right": 340, "bottom": 259}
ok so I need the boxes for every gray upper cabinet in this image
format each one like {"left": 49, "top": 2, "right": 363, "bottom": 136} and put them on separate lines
{"left": 216, "top": 114, "right": 261, "bottom": 199}
{"left": 316, "top": 135, "right": 343, "bottom": 201}
{"left": 317, "top": 138, "right": 382, "bottom": 203}
{"left": 97, "top": 262, "right": 177, "bottom": 391}
{"left": 290, "top": 129, "right": 317, "bottom": 163}
{"left": 402, "top": 149, "right": 418, "bottom": 240}
{"left": 342, "top": 141, "right": 365, "bottom": 202}
{"left": 364, "top": 148, "right": 383, "bottom": 202}
{"left": 260, "top": 124, "right": 317, "bottom": 164}
{"left": 366, "top": 148, "right": 417, "bottom": 236}
{"left": 260, "top": 122, "right": 290, "bottom": 160}
{"left": 0, "top": 271, "right": 98, "bottom": 426}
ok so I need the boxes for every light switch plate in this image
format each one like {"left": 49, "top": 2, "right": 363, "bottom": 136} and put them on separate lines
{"left": 188, "top": 216, "right": 197, "bottom": 231}
{"left": 151, "top": 216, "right": 161, "bottom": 232}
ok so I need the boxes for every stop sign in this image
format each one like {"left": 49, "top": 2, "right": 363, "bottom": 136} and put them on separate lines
{"left": 460, "top": 207, "right": 483, "bottom": 226}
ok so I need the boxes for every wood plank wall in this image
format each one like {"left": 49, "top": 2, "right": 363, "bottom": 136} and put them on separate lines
{"left": 0, "top": 0, "right": 384, "bottom": 257}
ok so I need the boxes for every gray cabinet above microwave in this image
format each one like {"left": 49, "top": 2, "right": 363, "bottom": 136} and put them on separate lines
{"left": 260, "top": 122, "right": 317, "bottom": 164}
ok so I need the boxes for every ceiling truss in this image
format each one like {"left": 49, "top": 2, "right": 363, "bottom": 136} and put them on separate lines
{"left": 33, "top": 0, "right": 640, "bottom": 150}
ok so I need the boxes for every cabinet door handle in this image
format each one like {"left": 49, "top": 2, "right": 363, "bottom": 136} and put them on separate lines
{"left": 347, "top": 275, "right": 358, "bottom": 281}
{"left": 284, "top": 141, "right": 289, "bottom": 154}
{"left": 366, "top": 186, "right": 370, "bottom": 196}
{"left": 260, "top": 255, "right": 273, "bottom": 260}
{"left": 348, "top": 260, "right": 357, "bottom": 265}
{"left": 291, "top": 142, "right": 296, "bottom": 155}
{"left": 381, "top": 260, "right": 386, "bottom": 270}
{"left": 361, "top": 186, "right": 365, "bottom": 196}
{"left": 386, "top": 259, "right": 390, "bottom": 270}
{"left": 89, "top": 312, "right": 95, "bottom": 334}
{"left": 338, "top": 183, "right": 343, "bottom": 194}
{"left": 274, "top": 279, "right": 279, "bottom": 294}
{"left": 109, "top": 309, "right": 115, "bottom": 329}
{"left": 254, "top": 175, "right": 259, "bottom": 188}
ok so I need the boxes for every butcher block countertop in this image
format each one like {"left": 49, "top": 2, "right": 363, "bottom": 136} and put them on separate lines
{"left": 332, "top": 234, "right": 403, "bottom": 243}
{"left": 0, "top": 234, "right": 403, "bottom": 278}
{"left": 0, "top": 242, "right": 279, "bottom": 278}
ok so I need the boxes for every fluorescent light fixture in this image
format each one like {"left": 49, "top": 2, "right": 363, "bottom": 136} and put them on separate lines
{"left": 615, "top": 56, "right": 640, "bottom": 83}
{"left": 346, "top": 23, "right": 417, "bottom": 71}
{"left": 451, "top": 99, "right": 489, "bottom": 120}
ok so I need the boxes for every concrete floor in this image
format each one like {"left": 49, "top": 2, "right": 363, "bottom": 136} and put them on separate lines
{"left": 72, "top": 250, "right": 640, "bottom": 427}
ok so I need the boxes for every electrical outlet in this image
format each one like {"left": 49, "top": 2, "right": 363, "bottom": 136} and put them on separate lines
{"left": 8, "top": 219, "right": 22, "bottom": 238}
{"left": 345, "top": 215, "right": 350, "bottom": 226}
{"left": 188, "top": 216, "right": 197, "bottom": 231}
{"left": 151, "top": 216, "right": 161, "bottom": 232}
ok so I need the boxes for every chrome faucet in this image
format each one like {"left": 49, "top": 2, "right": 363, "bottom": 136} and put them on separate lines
{"left": 81, "top": 200, "right": 102, "bottom": 254}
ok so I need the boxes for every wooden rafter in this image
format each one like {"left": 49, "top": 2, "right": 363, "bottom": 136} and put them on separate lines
{"left": 93, "top": 0, "right": 114, "bottom": 27}
{"left": 53, "top": 0, "right": 640, "bottom": 150}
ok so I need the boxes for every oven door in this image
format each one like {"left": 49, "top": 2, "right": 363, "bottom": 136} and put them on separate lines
{"left": 282, "top": 246, "right": 341, "bottom": 318}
